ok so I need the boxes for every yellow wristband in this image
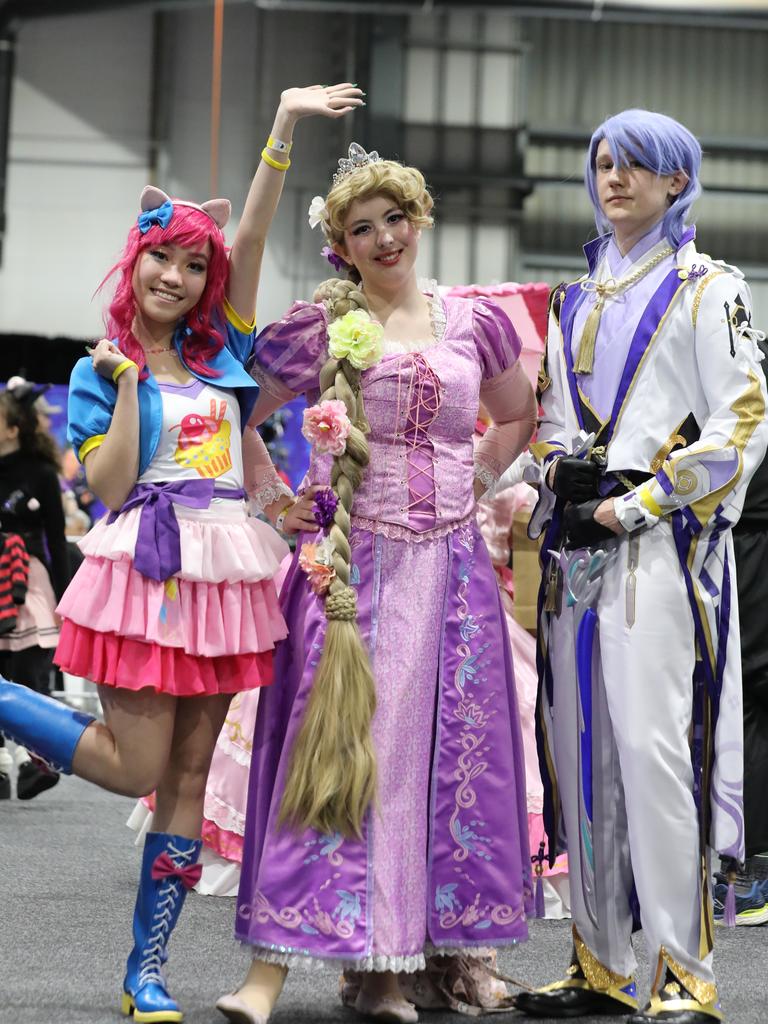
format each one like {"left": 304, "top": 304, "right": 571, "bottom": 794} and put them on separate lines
{"left": 112, "top": 358, "right": 138, "bottom": 383}
{"left": 275, "top": 501, "right": 296, "bottom": 532}
{"left": 267, "top": 134, "right": 292, "bottom": 154}
{"left": 261, "top": 148, "right": 291, "bottom": 172}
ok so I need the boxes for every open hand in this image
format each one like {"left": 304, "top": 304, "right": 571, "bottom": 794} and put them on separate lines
{"left": 279, "top": 84, "right": 364, "bottom": 121}
{"left": 87, "top": 339, "right": 136, "bottom": 383}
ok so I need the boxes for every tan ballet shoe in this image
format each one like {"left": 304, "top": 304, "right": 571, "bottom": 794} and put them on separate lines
{"left": 354, "top": 988, "right": 419, "bottom": 1023}
{"left": 215, "top": 991, "right": 269, "bottom": 1024}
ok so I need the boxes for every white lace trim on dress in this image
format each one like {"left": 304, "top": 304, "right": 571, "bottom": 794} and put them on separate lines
{"left": 203, "top": 790, "right": 246, "bottom": 838}
{"left": 215, "top": 730, "right": 252, "bottom": 766}
{"left": 246, "top": 943, "right": 503, "bottom": 974}
{"left": 351, "top": 510, "right": 475, "bottom": 544}
{"left": 374, "top": 280, "right": 447, "bottom": 357}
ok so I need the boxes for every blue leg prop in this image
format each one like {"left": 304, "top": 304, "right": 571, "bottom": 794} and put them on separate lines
{"left": 122, "top": 832, "right": 203, "bottom": 1024}
{"left": 0, "top": 676, "right": 94, "bottom": 773}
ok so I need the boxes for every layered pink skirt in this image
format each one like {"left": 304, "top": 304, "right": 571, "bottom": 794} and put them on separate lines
{"left": 55, "top": 502, "right": 289, "bottom": 696}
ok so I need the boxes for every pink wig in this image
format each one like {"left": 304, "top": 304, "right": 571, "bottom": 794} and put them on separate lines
{"left": 102, "top": 204, "right": 230, "bottom": 378}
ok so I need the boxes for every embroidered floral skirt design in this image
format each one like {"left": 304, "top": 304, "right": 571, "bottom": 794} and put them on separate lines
{"left": 236, "top": 521, "right": 532, "bottom": 971}
{"left": 54, "top": 504, "right": 289, "bottom": 696}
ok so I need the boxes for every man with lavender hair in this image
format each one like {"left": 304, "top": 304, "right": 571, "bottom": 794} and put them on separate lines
{"left": 517, "top": 109, "right": 768, "bottom": 1023}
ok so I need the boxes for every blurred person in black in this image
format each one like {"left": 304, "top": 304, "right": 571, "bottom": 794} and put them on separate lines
{"left": 725, "top": 336, "right": 768, "bottom": 904}
{"left": 0, "top": 378, "right": 70, "bottom": 799}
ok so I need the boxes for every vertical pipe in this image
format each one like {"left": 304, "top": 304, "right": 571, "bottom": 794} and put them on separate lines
{"left": 147, "top": 11, "right": 164, "bottom": 183}
{"left": 0, "top": 28, "right": 16, "bottom": 267}
{"left": 210, "top": 0, "right": 224, "bottom": 196}
{"left": 469, "top": 10, "right": 483, "bottom": 284}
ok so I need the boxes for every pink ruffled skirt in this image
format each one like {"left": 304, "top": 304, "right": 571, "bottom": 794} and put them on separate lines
{"left": 54, "top": 502, "right": 289, "bottom": 697}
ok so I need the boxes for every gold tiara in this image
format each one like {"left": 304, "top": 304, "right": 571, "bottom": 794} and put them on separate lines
{"left": 332, "top": 142, "right": 381, "bottom": 186}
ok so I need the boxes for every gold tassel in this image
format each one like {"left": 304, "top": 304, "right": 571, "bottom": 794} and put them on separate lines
{"left": 574, "top": 292, "right": 604, "bottom": 375}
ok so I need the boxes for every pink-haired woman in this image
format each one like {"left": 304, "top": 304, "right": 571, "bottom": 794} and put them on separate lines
{"left": 0, "top": 84, "right": 362, "bottom": 1024}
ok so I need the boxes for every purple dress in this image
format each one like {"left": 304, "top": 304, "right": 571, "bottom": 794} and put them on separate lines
{"left": 235, "top": 290, "right": 532, "bottom": 971}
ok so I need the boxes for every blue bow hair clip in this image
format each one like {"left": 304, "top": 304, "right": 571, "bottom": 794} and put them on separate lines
{"left": 137, "top": 200, "right": 174, "bottom": 234}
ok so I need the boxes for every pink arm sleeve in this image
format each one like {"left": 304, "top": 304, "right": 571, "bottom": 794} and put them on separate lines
{"left": 475, "top": 360, "right": 538, "bottom": 485}
{"left": 242, "top": 425, "right": 294, "bottom": 515}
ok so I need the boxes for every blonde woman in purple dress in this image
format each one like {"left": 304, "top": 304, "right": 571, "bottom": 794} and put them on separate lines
{"left": 217, "top": 146, "right": 538, "bottom": 1024}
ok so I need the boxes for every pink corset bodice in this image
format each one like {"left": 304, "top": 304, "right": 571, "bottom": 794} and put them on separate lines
{"left": 304, "top": 300, "right": 483, "bottom": 538}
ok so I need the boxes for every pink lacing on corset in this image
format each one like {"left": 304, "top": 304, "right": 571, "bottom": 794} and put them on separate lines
{"left": 401, "top": 353, "right": 443, "bottom": 524}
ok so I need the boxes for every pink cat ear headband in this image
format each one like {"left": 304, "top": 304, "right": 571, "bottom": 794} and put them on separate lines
{"left": 137, "top": 185, "right": 231, "bottom": 234}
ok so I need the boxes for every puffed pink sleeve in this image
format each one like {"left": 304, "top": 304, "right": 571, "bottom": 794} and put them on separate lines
{"left": 473, "top": 299, "right": 537, "bottom": 492}
{"left": 248, "top": 301, "right": 330, "bottom": 425}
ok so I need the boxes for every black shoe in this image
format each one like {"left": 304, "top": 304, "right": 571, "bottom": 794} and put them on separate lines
{"left": 16, "top": 757, "right": 60, "bottom": 800}
{"left": 516, "top": 986, "right": 637, "bottom": 1018}
{"left": 629, "top": 1006, "right": 722, "bottom": 1023}
{"left": 0, "top": 771, "right": 10, "bottom": 799}
{"left": 515, "top": 957, "right": 638, "bottom": 1019}
{"left": 628, "top": 970, "right": 723, "bottom": 1023}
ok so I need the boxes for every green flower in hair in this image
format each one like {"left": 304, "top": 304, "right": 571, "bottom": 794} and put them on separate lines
{"left": 327, "top": 310, "right": 384, "bottom": 370}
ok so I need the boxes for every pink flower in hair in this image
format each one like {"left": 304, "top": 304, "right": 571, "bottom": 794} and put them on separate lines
{"left": 299, "top": 538, "right": 336, "bottom": 596}
{"left": 301, "top": 399, "right": 352, "bottom": 456}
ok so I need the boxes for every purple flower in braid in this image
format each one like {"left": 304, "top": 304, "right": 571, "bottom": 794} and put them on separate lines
{"left": 312, "top": 487, "right": 339, "bottom": 529}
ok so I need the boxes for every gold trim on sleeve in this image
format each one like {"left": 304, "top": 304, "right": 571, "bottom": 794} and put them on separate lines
{"left": 650, "top": 431, "right": 688, "bottom": 474}
{"left": 78, "top": 434, "right": 105, "bottom": 462}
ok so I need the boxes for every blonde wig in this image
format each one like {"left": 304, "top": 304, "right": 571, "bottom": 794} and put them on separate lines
{"left": 279, "top": 279, "right": 377, "bottom": 838}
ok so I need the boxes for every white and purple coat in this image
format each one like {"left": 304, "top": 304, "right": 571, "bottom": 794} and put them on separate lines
{"left": 532, "top": 224, "right": 768, "bottom": 999}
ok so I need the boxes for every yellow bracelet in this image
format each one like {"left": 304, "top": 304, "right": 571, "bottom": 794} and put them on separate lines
{"left": 261, "top": 148, "right": 291, "bottom": 172}
{"left": 274, "top": 500, "right": 296, "bottom": 532}
{"left": 112, "top": 358, "right": 138, "bottom": 383}
{"left": 266, "top": 134, "right": 292, "bottom": 154}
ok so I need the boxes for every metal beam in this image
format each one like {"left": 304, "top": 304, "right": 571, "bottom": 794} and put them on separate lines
{"left": 1, "top": 0, "right": 215, "bottom": 21}
{"left": 251, "top": 0, "right": 768, "bottom": 31}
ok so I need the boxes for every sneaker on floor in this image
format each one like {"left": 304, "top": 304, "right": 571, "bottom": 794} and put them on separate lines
{"left": 713, "top": 879, "right": 768, "bottom": 926}
{"left": 0, "top": 771, "right": 10, "bottom": 800}
{"left": 16, "top": 757, "right": 60, "bottom": 800}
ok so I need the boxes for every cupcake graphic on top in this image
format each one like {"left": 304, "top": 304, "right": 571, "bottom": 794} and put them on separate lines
{"left": 171, "top": 398, "right": 232, "bottom": 478}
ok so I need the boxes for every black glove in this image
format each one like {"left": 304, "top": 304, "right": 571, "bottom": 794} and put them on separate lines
{"left": 550, "top": 457, "right": 601, "bottom": 503}
{"left": 563, "top": 499, "right": 616, "bottom": 550}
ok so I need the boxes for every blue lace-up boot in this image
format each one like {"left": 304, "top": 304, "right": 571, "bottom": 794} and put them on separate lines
{"left": 121, "top": 831, "right": 203, "bottom": 1024}
{"left": 0, "top": 676, "right": 94, "bottom": 773}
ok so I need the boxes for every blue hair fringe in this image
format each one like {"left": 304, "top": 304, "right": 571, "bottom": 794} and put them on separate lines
{"left": 585, "top": 108, "right": 702, "bottom": 249}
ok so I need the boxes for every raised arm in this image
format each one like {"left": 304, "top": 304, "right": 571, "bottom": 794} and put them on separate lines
{"left": 226, "top": 84, "right": 364, "bottom": 325}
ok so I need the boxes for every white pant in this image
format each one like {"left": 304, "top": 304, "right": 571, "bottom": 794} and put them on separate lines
{"left": 548, "top": 521, "right": 714, "bottom": 986}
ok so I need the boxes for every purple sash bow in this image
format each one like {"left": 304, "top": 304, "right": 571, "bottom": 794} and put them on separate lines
{"left": 109, "top": 480, "right": 246, "bottom": 581}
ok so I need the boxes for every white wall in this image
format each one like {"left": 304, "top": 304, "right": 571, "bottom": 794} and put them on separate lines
{"left": 0, "top": 4, "right": 360, "bottom": 338}
{"left": 1, "top": 8, "right": 155, "bottom": 337}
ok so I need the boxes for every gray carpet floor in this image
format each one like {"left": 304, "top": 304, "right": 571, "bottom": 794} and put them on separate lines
{"left": 1, "top": 774, "right": 766, "bottom": 1024}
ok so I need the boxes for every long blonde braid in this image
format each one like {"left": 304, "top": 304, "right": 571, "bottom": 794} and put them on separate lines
{"left": 279, "top": 279, "right": 377, "bottom": 838}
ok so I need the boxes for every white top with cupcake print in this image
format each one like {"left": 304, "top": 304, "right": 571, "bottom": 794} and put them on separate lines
{"left": 139, "top": 379, "right": 244, "bottom": 492}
